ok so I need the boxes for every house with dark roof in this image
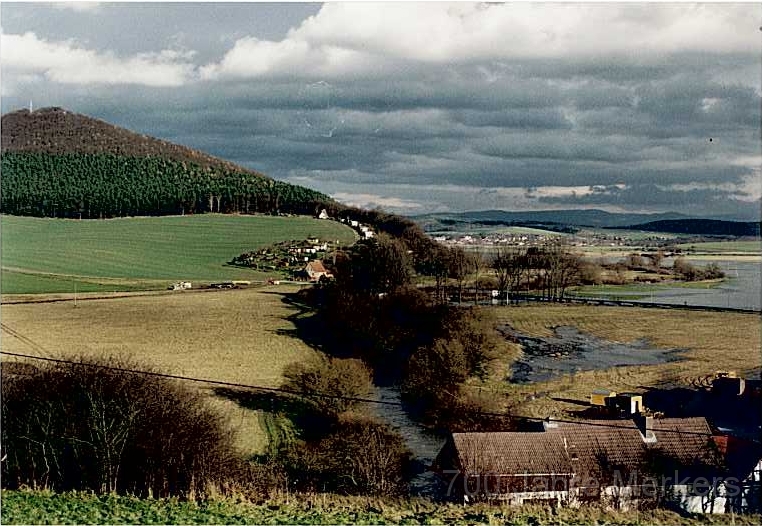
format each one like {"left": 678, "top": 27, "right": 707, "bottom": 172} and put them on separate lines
{"left": 433, "top": 416, "right": 761, "bottom": 513}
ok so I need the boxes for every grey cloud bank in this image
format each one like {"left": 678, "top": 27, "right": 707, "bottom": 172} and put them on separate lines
{"left": 1, "top": 2, "right": 760, "bottom": 219}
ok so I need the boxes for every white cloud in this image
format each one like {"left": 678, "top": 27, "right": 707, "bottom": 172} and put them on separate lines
{"left": 202, "top": 3, "right": 759, "bottom": 79}
{"left": 52, "top": 2, "right": 101, "bottom": 13}
{"left": 1, "top": 31, "right": 196, "bottom": 89}
{"left": 332, "top": 192, "right": 423, "bottom": 211}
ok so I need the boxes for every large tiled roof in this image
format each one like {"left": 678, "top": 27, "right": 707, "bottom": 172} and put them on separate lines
{"left": 451, "top": 432, "right": 574, "bottom": 476}
{"left": 445, "top": 417, "right": 720, "bottom": 485}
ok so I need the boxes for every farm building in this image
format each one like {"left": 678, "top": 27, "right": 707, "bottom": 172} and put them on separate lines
{"left": 305, "top": 260, "right": 332, "bottom": 282}
{"left": 591, "top": 388, "right": 616, "bottom": 406}
{"left": 606, "top": 393, "right": 644, "bottom": 416}
{"left": 433, "top": 416, "right": 762, "bottom": 513}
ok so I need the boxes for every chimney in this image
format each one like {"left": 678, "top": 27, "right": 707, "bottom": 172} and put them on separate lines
{"left": 543, "top": 418, "right": 559, "bottom": 431}
{"left": 635, "top": 415, "right": 657, "bottom": 443}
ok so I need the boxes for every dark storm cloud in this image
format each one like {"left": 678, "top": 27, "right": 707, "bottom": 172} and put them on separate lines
{"left": 2, "top": 3, "right": 760, "bottom": 217}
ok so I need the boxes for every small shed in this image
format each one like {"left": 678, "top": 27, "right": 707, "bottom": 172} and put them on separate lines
{"left": 713, "top": 377, "right": 746, "bottom": 397}
{"left": 606, "top": 392, "right": 643, "bottom": 415}
{"left": 590, "top": 388, "right": 616, "bottom": 406}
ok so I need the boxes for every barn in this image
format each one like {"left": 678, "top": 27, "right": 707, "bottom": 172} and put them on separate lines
{"left": 433, "top": 416, "right": 761, "bottom": 513}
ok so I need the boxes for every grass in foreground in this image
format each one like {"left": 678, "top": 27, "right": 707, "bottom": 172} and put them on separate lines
{"left": 483, "top": 304, "right": 760, "bottom": 418}
{"left": 0, "top": 286, "right": 319, "bottom": 454}
{"left": 3, "top": 490, "right": 758, "bottom": 525}
{"left": 1, "top": 214, "right": 356, "bottom": 294}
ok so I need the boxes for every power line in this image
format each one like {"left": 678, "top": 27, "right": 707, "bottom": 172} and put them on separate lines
{"left": 0, "top": 350, "right": 399, "bottom": 406}
{"left": 1, "top": 322, "right": 54, "bottom": 359}
{"left": 0, "top": 350, "right": 728, "bottom": 438}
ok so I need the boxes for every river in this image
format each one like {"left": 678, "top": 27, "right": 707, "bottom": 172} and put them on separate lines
{"left": 372, "top": 386, "right": 447, "bottom": 497}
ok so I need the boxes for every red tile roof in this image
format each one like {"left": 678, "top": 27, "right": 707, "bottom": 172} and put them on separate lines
{"left": 307, "top": 260, "right": 327, "bottom": 273}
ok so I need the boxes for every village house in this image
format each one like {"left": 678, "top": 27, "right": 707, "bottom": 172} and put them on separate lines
{"left": 304, "top": 259, "right": 332, "bottom": 282}
{"left": 433, "top": 416, "right": 762, "bottom": 514}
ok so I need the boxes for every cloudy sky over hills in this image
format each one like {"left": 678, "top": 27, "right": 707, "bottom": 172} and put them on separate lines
{"left": 2, "top": 1, "right": 760, "bottom": 218}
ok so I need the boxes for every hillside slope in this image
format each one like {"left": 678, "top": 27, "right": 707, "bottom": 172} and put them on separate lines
{"left": 2, "top": 107, "right": 260, "bottom": 176}
{"left": 1, "top": 107, "right": 330, "bottom": 218}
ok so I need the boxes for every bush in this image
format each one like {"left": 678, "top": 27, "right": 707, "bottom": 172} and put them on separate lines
{"left": 279, "top": 414, "right": 411, "bottom": 497}
{"left": 1, "top": 355, "right": 248, "bottom": 499}
{"left": 282, "top": 356, "right": 373, "bottom": 416}
{"left": 673, "top": 257, "right": 725, "bottom": 281}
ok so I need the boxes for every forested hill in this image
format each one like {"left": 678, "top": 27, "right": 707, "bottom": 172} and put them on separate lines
{"left": 1, "top": 107, "right": 330, "bottom": 218}
{"left": 2, "top": 107, "right": 260, "bottom": 176}
{"left": 621, "top": 219, "right": 761, "bottom": 237}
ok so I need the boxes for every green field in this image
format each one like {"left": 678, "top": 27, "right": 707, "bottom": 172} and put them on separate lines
{"left": 1, "top": 215, "right": 356, "bottom": 294}
{"left": 4, "top": 490, "right": 756, "bottom": 525}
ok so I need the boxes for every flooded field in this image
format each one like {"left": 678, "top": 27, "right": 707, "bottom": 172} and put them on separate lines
{"left": 582, "top": 259, "right": 761, "bottom": 311}
{"left": 500, "top": 325, "right": 687, "bottom": 384}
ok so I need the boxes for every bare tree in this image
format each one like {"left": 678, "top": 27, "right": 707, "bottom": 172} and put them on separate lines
{"left": 471, "top": 247, "right": 485, "bottom": 305}
{"left": 448, "top": 247, "right": 474, "bottom": 304}
{"left": 491, "top": 247, "right": 529, "bottom": 304}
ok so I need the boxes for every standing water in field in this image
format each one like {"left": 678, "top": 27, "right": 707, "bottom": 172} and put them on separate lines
{"left": 501, "top": 325, "right": 687, "bottom": 384}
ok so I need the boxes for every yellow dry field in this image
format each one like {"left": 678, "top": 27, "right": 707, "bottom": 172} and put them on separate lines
{"left": 0, "top": 285, "right": 319, "bottom": 454}
{"left": 480, "top": 304, "right": 761, "bottom": 418}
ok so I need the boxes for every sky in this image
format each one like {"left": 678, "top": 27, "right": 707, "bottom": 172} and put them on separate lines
{"left": 1, "top": 1, "right": 761, "bottom": 219}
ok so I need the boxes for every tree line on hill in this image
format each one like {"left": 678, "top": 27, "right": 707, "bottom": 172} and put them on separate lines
{"left": 0, "top": 152, "right": 330, "bottom": 218}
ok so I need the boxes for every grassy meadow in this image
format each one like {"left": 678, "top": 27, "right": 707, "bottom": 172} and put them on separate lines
{"left": 478, "top": 304, "right": 761, "bottom": 418}
{"left": 0, "top": 285, "right": 319, "bottom": 454}
{"left": 0, "top": 214, "right": 356, "bottom": 294}
{"left": 4, "top": 490, "right": 757, "bottom": 526}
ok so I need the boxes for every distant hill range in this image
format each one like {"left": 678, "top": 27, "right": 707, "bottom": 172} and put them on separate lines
{"left": 619, "top": 219, "right": 760, "bottom": 237}
{"left": 413, "top": 209, "right": 760, "bottom": 236}
{"left": 1, "top": 107, "right": 330, "bottom": 218}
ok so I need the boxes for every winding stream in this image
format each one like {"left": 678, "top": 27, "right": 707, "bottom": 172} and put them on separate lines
{"left": 371, "top": 386, "right": 447, "bottom": 497}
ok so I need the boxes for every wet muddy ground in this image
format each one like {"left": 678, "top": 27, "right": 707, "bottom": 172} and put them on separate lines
{"left": 499, "top": 325, "right": 687, "bottom": 384}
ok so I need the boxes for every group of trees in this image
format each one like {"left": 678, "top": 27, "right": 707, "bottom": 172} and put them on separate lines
{"left": 1, "top": 356, "right": 249, "bottom": 499}
{"left": 1, "top": 152, "right": 329, "bottom": 218}
{"left": 424, "top": 242, "right": 586, "bottom": 304}
{"left": 277, "top": 356, "right": 412, "bottom": 496}
{"left": 302, "top": 234, "right": 504, "bottom": 430}
{"left": 672, "top": 257, "right": 725, "bottom": 281}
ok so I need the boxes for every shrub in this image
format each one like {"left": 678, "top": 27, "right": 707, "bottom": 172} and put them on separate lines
{"left": 279, "top": 414, "right": 411, "bottom": 497}
{"left": 1, "top": 355, "right": 248, "bottom": 499}
{"left": 282, "top": 356, "right": 373, "bottom": 416}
